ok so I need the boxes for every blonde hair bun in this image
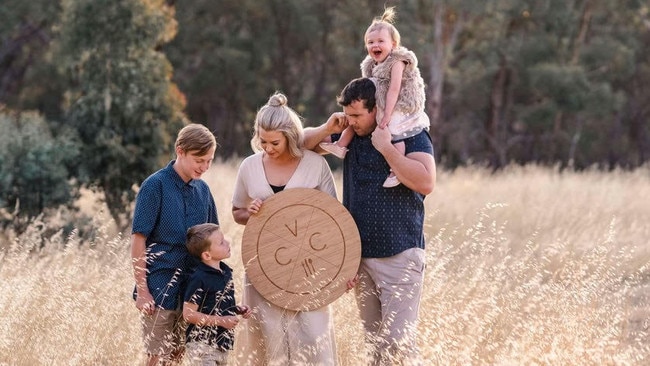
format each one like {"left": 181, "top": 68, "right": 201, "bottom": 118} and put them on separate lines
{"left": 268, "top": 92, "right": 288, "bottom": 107}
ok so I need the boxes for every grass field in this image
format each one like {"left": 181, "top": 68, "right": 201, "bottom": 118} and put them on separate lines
{"left": 1, "top": 161, "right": 649, "bottom": 365}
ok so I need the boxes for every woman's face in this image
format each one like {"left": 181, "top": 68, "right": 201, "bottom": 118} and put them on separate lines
{"left": 259, "top": 129, "right": 289, "bottom": 159}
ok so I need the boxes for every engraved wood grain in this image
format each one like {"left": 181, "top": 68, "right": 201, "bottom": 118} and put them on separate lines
{"left": 242, "top": 188, "right": 361, "bottom": 311}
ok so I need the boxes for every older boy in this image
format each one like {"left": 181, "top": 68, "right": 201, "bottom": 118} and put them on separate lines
{"left": 131, "top": 123, "right": 219, "bottom": 366}
{"left": 183, "top": 223, "right": 251, "bottom": 365}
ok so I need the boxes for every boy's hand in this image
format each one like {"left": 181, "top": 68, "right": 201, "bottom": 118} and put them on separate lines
{"left": 135, "top": 292, "right": 155, "bottom": 315}
{"left": 235, "top": 305, "right": 253, "bottom": 319}
{"left": 218, "top": 315, "right": 240, "bottom": 329}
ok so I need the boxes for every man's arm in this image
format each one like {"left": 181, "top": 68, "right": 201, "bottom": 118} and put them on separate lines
{"left": 371, "top": 126, "right": 436, "bottom": 195}
{"left": 303, "top": 112, "right": 348, "bottom": 152}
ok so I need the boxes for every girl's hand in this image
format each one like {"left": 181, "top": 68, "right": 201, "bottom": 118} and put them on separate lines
{"left": 379, "top": 116, "right": 390, "bottom": 129}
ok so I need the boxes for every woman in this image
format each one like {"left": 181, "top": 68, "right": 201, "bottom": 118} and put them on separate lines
{"left": 232, "top": 92, "right": 338, "bottom": 365}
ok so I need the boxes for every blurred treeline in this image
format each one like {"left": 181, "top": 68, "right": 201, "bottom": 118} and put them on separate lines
{"left": 1, "top": 0, "right": 649, "bottom": 230}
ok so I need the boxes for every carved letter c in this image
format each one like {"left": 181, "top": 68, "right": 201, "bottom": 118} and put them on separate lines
{"left": 275, "top": 246, "right": 292, "bottom": 265}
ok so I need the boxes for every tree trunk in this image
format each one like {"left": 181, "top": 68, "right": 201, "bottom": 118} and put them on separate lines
{"left": 0, "top": 21, "right": 49, "bottom": 103}
{"left": 608, "top": 112, "right": 623, "bottom": 169}
{"left": 549, "top": 111, "right": 563, "bottom": 162}
{"left": 486, "top": 54, "right": 510, "bottom": 168}
{"left": 571, "top": 0, "right": 592, "bottom": 65}
{"left": 568, "top": 116, "right": 583, "bottom": 167}
{"left": 560, "top": 0, "right": 592, "bottom": 165}
{"left": 426, "top": 5, "right": 465, "bottom": 154}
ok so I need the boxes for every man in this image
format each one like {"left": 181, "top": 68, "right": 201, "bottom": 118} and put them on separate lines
{"left": 304, "top": 77, "right": 436, "bottom": 365}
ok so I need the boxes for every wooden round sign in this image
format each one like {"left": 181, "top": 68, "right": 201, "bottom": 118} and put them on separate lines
{"left": 242, "top": 188, "right": 361, "bottom": 311}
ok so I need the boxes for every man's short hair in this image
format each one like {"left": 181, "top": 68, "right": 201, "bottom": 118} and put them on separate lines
{"left": 337, "top": 77, "right": 377, "bottom": 112}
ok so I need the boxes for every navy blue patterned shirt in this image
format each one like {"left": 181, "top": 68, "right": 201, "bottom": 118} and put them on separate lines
{"left": 132, "top": 161, "right": 219, "bottom": 310}
{"left": 184, "top": 261, "right": 237, "bottom": 351}
{"left": 338, "top": 130, "right": 433, "bottom": 258}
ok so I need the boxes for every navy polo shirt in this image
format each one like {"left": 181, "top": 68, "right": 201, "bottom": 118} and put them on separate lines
{"left": 184, "top": 261, "right": 237, "bottom": 351}
{"left": 338, "top": 130, "right": 433, "bottom": 258}
{"left": 132, "top": 160, "right": 219, "bottom": 310}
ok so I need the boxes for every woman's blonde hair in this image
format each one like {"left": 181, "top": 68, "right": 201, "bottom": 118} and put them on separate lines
{"left": 250, "top": 92, "right": 304, "bottom": 158}
{"left": 365, "top": 6, "right": 401, "bottom": 48}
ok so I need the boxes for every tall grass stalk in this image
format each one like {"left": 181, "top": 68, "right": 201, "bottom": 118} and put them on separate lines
{"left": 1, "top": 162, "right": 648, "bottom": 365}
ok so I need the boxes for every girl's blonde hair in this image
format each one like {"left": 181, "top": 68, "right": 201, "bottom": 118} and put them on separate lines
{"left": 250, "top": 92, "right": 304, "bottom": 158}
{"left": 365, "top": 6, "right": 401, "bottom": 48}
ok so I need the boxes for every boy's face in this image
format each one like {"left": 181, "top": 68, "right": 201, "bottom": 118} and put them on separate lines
{"left": 343, "top": 100, "right": 377, "bottom": 137}
{"left": 205, "top": 230, "right": 231, "bottom": 261}
{"left": 175, "top": 146, "right": 215, "bottom": 182}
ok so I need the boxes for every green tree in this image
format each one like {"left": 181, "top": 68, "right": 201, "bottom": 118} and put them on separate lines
{"left": 165, "top": 0, "right": 258, "bottom": 157}
{"left": 2, "top": 0, "right": 648, "bottom": 171}
{"left": 0, "top": 0, "right": 65, "bottom": 120}
{"left": 59, "top": 0, "right": 186, "bottom": 228}
{"left": 585, "top": 0, "right": 650, "bottom": 168}
{"left": 430, "top": 0, "right": 636, "bottom": 168}
{"left": 0, "top": 108, "right": 80, "bottom": 231}
{"left": 167, "top": 0, "right": 362, "bottom": 158}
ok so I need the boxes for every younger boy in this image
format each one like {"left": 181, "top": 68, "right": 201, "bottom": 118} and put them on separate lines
{"left": 183, "top": 223, "right": 251, "bottom": 365}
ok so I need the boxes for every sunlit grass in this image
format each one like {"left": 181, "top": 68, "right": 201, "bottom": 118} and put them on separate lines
{"left": 1, "top": 162, "right": 649, "bottom": 365}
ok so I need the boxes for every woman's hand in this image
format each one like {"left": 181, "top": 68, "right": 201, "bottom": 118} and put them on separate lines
{"left": 248, "top": 198, "right": 263, "bottom": 215}
{"left": 346, "top": 274, "right": 359, "bottom": 292}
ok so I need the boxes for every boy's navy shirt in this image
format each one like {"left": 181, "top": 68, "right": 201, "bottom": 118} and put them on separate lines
{"left": 132, "top": 161, "right": 219, "bottom": 310}
{"left": 184, "top": 261, "right": 237, "bottom": 351}
{"left": 336, "top": 130, "right": 433, "bottom": 258}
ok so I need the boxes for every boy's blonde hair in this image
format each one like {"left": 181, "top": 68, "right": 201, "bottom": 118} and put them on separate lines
{"left": 250, "top": 92, "right": 304, "bottom": 158}
{"left": 365, "top": 6, "right": 401, "bottom": 48}
{"left": 175, "top": 123, "right": 217, "bottom": 156}
{"left": 186, "top": 223, "right": 220, "bottom": 259}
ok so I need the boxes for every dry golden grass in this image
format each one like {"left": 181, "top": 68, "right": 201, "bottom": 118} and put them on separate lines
{"left": 1, "top": 161, "right": 649, "bottom": 365}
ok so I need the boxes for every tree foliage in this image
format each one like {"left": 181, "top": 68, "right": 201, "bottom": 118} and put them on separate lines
{"left": 0, "top": 108, "right": 80, "bottom": 230}
{"left": 58, "top": 0, "right": 187, "bottom": 228}
{"left": 163, "top": 0, "right": 650, "bottom": 169}
{"left": 408, "top": 0, "right": 649, "bottom": 168}
{"left": 0, "top": 1, "right": 64, "bottom": 120}
{"left": 0, "top": 0, "right": 649, "bottom": 225}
